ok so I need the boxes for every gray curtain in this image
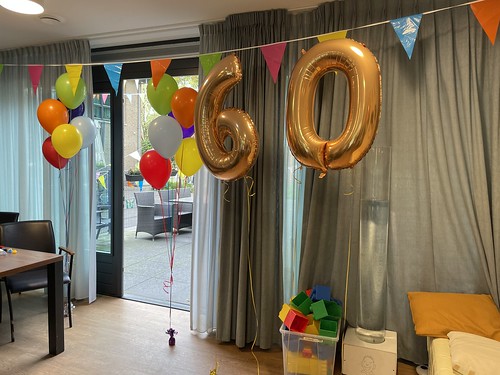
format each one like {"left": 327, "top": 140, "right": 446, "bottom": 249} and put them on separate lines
{"left": 297, "top": 0, "right": 500, "bottom": 365}
{"left": 199, "top": 10, "right": 287, "bottom": 348}
{"left": 0, "top": 40, "right": 96, "bottom": 301}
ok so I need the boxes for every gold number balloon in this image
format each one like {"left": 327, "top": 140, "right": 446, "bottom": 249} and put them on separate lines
{"left": 287, "top": 39, "right": 382, "bottom": 175}
{"left": 194, "top": 55, "right": 259, "bottom": 181}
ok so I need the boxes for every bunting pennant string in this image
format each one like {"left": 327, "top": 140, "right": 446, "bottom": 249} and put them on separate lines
{"left": 260, "top": 42, "right": 287, "bottom": 83}
{"left": 390, "top": 14, "right": 423, "bottom": 59}
{"left": 104, "top": 63, "right": 123, "bottom": 95}
{"left": 151, "top": 58, "right": 172, "bottom": 88}
{"left": 200, "top": 52, "right": 222, "bottom": 76}
{"left": 471, "top": 0, "right": 500, "bottom": 45}
{"left": 0, "top": 0, "right": 494, "bottom": 93}
{"left": 317, "top": 30, "right": 348, "bottom": 42}
{"left": 28, "top": 65, "right": 43, "bottom": 94}
{"left": 65, "top": 64, "right": 83, "bottom": 94}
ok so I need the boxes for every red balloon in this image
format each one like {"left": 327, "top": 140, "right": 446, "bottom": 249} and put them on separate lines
{"left": 42, "top": 137, "right": 69, "bottom": 169}
{"left": 171, "top": 87, "right": 197, "bottom": 128}
{"left": 139, "top": 150, "right": 172, "bottom": 190}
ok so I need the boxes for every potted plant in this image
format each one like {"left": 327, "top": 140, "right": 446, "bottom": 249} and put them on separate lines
{"left": 125, "top": 166, "right": 143, "bottom": 182}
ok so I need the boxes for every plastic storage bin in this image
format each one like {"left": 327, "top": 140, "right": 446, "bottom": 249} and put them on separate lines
{"left": 280, "top": 324, "right": 339, "bottom": 375}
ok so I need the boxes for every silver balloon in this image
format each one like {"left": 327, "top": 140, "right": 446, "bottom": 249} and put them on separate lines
{"left": 148, "top": 115, "right": 183, "bottom": 158}
{"left": 69, "top": 116, "right": 96, "bottom": 149}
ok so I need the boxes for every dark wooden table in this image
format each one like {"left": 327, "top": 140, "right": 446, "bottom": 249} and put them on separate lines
{"left": 0, "top": 248, "right": 64, "bottom": 355}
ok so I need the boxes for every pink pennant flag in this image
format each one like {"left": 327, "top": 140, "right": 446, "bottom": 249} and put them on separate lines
{"left": 260, "top": 42, "right": 287, "bottom": 84}
{"left": 101, "top": 93, "right": 109, "bottom": 104}
{"left": 28, "top": 65, "right": 43, "bottom": 94}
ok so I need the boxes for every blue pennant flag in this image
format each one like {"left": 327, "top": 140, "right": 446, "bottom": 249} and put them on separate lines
{"left": 390, "top": 14, "right": 423, "bottom": 59}
{"left": 104, "top": 63, "right": 123, "bottom": 94}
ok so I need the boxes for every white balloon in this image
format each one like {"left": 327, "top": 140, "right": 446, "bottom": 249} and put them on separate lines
{"left": 148, "top": 116, "right": 182, "bottom": 158}
{"left": 70, "top": 116, "right": 96, "bottom": 149}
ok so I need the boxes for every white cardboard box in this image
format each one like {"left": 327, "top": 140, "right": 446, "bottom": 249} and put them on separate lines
{"left": 342, "top": 327, "right": 397, "bottom": 375}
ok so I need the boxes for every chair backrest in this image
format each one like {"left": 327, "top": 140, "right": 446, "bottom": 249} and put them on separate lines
{"left": 159, "top": 188, "right": 191, "bottom": 201}
{"left": 134, "top": 191, "right": 155, "bottom": 206}
{"left": 0, "top": 220, "right": 55, "bottom": 254}
{"left": 0, "top": 211, "right": 20, "bottom": 224}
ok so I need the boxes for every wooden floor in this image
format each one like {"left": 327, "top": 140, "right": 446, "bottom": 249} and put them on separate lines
{"left": 0, "top": 291, "right": 418, "bottom": 374}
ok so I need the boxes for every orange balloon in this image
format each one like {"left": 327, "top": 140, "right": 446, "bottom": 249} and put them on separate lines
{"left": 37, "top": 99, "right": 69, "bottom": 134}
{"left": 171, "top": 87, "right": 198, "bottom": 128}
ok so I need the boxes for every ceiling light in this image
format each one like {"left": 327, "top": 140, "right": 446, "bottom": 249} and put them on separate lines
{"left": 0, "top": 0, "right": 44, "bottom": 15}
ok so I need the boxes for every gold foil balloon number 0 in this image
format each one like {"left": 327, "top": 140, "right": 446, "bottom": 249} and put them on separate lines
{"left": 194, "top": 55, "right": 259, "bottom": 181}
{"left": 287, "top": 39, "right": 382, "bottom": 174}
{"left": 194, "top": 40, "right": 381, "bottom": 181}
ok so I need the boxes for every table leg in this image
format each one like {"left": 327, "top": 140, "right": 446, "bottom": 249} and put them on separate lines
{"left": 47, "top": 260, "right": 65, "bottom": 355}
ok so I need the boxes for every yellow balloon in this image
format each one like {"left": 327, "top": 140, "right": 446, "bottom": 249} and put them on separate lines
{"left": 52, "top": 124, "right": 83, "bottom": 159}
{"left": 175, "top": 138, "right": 203, "bottom": 177}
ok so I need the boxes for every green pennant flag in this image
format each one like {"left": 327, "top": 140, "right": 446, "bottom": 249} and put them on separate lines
{"left": 200, "top": 53, "right": 222, "bottom": 76}
{"left": 0, "top": 64, "right": 3, "bottom": 76}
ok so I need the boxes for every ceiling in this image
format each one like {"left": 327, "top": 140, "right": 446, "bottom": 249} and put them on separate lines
{"left": 0, "top": 0, "right": 323, "bottom": 52}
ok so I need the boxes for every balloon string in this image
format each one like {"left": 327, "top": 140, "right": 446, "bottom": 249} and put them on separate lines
{"left": 223, "top": 182, "right": 230, "bottom": 202}
{"left": 159, "top": 189, "right": 176, "bottom": 329}
{"left": 342, "top": 171, "right": 355, "bottom": 346}
{"left": 293, "top": 165, "right": 303, "bottom": 184}
{"left": 244, "top": 175, "right": 260, "bottom": 375}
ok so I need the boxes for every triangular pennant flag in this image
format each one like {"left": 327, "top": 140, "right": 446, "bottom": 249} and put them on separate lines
{"left": 471, "top": 0, "right": 500, "bottom": 45}
{"left": 65, "top": 64, "right": 83, "bottom": 95}
{"left": 317, "top": 30, "right": 348, "bottom": 42}
{"left": 101, "top": 93, "right": 109, "bottom": 104}
{"left": 200, "top": 53, "right": 222, "bottom": 76}
{"left": 0, "top": 64, "right": 3, "bottom": 76}
{"left": 260, "top": 42, "right": 287, "bottom": 83}
{"left": 104, "top": 63, "right": 123, "bottom": 95}
{"left": 126, "top": 93, "right": 133, "bottom": 103}
{"left": 390, "top": 14, "right": 423, "bottom": 59}
{"left": 28, "top": 65, "right": 43, "bottom": 94}
{"left": 150, "top": 59, "right": 171, "bottom": 88}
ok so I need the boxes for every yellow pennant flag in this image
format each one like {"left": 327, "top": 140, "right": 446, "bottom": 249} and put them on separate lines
{"left": 65, "top": 64, "right": 83, "bottom": 95}
{"left": 98, "top": 175, "right": 107, "bottom": 189}
{"left": 317, "top": 30, "right": 348, "bottom": 42}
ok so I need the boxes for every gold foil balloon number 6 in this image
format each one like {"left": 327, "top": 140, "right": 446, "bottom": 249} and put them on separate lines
{"left": 194, "top": 55, "right": 259, "bottom": 181}
{"left": 287, "top": 39, "right": 382, "bottom": 175}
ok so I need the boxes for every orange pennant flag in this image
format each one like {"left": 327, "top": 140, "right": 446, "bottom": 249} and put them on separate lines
{"left": 471, "top": 0, "right": 500, "bottom": 45}
{"left": 317, "top": 30, "right": 348, "bottom": 43}
{"left": 150, "top": 59, "right": 171, "bottom": 88}
{"left": 65, "top": 64, "right": 83, "bottom": 95}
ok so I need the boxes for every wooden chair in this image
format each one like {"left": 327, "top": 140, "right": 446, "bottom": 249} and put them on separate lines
{"left": 0, "top": 220, "right": 74, "bottom": 342}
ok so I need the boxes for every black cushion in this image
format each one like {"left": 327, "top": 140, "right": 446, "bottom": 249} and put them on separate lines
{"left": 6, "top": 268, "right": 71, "bottom": 293}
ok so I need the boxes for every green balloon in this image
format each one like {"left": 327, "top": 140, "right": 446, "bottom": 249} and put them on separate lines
{"left": 56, "top": 73, "right": 87, "bottom": 110}
{"left": 147, "top": 74, "right": 178, "bottom": 115}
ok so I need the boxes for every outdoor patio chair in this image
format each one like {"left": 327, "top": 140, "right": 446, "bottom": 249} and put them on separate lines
{"left": 134, "top": 191, "right": 174, "bottom": 240}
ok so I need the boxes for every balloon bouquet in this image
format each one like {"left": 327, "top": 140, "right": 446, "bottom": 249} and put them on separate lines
{"left": 144, "top": 73, "right": 203, "bottom": 346}
{"left": 142, "top": 74, "right": 202, "bottom": 189}
{"left": 37, "top": 72, "right": 96, "bottom": 247}
{"left": 38, "top": 72, "right": 96, "bottom": 169}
